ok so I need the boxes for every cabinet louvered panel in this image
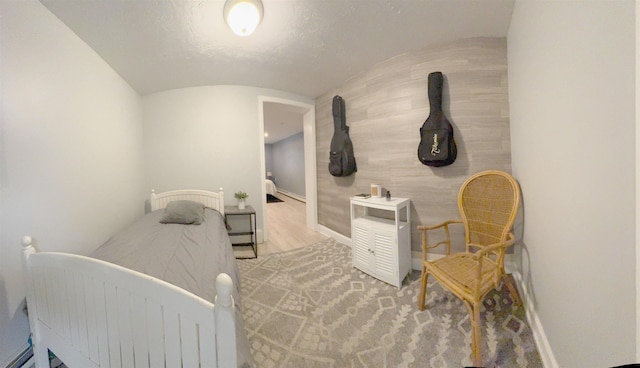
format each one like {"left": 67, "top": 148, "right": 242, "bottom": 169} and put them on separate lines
{"left": 373, "top": 233, "right": 395, "bottom": 278}
{"left": 353, "top": 225, "right": 370, "bottom": 268}
{"left": 350, "top": 197, "right": 411, "bottom": 288}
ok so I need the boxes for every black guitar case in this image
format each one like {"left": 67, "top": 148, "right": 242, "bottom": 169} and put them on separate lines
{"left": 418, "top": 72, "right": 457, "bottom": 167}
{"left": 328, "top": 95, "right": 357, "bottom": 177}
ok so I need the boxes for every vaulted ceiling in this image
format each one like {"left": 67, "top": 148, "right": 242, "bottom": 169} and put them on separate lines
{"left": 40, "top": 0, "right": 515, "bottom": 142}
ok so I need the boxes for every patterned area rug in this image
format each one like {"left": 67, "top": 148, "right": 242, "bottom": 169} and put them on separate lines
{"left": 237, "top": 238, "right": 542, "bottom": 368}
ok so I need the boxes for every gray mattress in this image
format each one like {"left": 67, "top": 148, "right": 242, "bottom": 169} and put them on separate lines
{"left": 91, "top": 208, "right": 252, "bottom": 367}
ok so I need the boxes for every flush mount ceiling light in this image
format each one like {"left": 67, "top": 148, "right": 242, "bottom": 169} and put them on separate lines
{"left": 223, "top": 0, "right": 264, "bottom": 37}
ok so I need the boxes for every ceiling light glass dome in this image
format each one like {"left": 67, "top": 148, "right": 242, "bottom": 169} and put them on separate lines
{"left": 223, "top": 0, "right": 264, "bottom": 37}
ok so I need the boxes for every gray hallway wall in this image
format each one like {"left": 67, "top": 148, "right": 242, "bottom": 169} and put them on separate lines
{"left": 268, "top": 132, "right": 306, "bottom": 198}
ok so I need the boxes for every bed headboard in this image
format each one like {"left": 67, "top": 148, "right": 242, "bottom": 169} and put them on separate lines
{"left": 150, "top": 188, "right": 225, "bottom": 214}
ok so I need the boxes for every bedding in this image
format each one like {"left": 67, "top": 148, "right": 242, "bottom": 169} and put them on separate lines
{"left": 265, "top": 178, "right": 277, "bottom": 196}
{"left": 159, "top": 199, "right": 205, "bottom": 224}
{"left": 22, "top": 189, "right": 243, "bottom": 368}
{"left": 91, "top": 207, "right": 252, "bottom": 367}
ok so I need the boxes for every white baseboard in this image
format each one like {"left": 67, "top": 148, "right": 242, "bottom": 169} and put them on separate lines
{"left": 317, "top": 224, "right": 351, "bottom": 247}
{"left": 333, "top": 231, "right": 557, "bottom": 368}
{"left": 21, "top": 357, "right": 36, "bottom": 368}
{"left": 276, "top": 189, "right": 305, "bottom": 203}
{"left": 2, "top": 342, "right": 32, "bottom": 368}
{"left": 19, "top": 357, "right": 34, "bottom": 368}
{"left": 411, "top": 253, "right": 557, "bottom": 368}
{"left": 509, "top": 270, "right": 558, "bottom": 368}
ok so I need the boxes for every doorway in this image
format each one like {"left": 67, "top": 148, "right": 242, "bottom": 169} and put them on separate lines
{"left": 258, "top": 97, "right": 317, "bottom": 243}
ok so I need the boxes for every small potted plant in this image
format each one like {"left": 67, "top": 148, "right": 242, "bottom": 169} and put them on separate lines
{"left": 234, "top": 191, "right": 248, "bottom": 209}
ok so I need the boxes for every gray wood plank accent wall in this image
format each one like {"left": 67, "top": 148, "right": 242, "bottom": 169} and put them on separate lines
{"left": 315, "top": 37, "right": 511, "bottom": 254}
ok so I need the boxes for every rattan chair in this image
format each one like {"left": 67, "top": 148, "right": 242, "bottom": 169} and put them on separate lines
{"left": 417, "top": 170, "right": 521, "bottom": 366}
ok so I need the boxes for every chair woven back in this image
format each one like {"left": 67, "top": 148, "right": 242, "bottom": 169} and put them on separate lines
{"left": 458, "top": 170, "right": 520, "bottom": 250}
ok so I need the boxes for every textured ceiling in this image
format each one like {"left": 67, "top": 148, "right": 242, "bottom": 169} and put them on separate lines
{"left": 39, "top": 0, "right": 514, "bottom": 143}
{"left": 40, "top": 0, "right": 515, "bottom": 98}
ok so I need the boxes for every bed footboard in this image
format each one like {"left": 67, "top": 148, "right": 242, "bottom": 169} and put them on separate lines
{"left": 21, "top": 236, "right": 237, "bottom": 368}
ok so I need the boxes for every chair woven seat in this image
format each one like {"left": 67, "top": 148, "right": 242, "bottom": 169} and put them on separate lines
{"left": 429, "top": 253, "right": 499, "bottom": 301}
{"left": 417, "top": 170, "right": 521, "bottom": 366}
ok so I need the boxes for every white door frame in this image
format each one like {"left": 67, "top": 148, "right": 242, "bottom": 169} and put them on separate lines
{"left": 635, "top": 0, "right": 640, "bottom": 360}
{"left": 258, "top": 96, "right": 317, "bottom": 242}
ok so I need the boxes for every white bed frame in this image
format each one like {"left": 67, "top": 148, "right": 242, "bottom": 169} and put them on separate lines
{"left": 22, "top": 189, "right": 238, "bottom": 368}
{"left": 150, "top": 188, "right": 225, "bottom": 214}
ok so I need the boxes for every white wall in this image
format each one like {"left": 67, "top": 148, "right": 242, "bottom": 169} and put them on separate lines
{"left": 265, "top": 144, "right": 274, "bottom": 177}
{"left": 636, "top": 2, "right": 640, "bottom": 361}
{"left": 142, "top": 86, "right": 313, "bottom": 231}
{"left": 0, "top": 0, "right": 145, "bottom": 364}
{"left": 508, "top": 1, "right": 636, "bottom": 366}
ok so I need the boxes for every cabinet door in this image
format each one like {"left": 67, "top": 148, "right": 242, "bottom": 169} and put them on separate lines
{"left": 372, "top": 230, "right": 396, "bottom": 282}
{"left": 352, "top": 224, "right": 370, "bottom": 270}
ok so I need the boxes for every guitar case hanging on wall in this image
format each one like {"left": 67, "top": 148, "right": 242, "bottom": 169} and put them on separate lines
{"left": 417, "top": 71, "right": 457, "bottom": 167}
{"left": 328, "top": 95, "right": 357, "bottom": 177}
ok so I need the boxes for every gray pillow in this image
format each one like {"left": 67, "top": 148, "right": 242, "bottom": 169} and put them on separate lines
{"left": 159, "top": 200, "right": 205, "bottom": 225}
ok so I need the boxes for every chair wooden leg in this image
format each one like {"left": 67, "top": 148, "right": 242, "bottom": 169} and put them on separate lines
{"left": 418, "top": 265, "right": 428, "bottom": 311}
{"left": 464, "top": 301, "right": 482, "bottom": 367}
{"left": 473, "top": 305, "right": 482, "bottom": 367}
{"left": 502, "top": 273, "right": 522, "bottom": 306}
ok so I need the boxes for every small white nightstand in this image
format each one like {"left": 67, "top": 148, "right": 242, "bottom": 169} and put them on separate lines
{"left": 350, "top": 196, "right": 411, "bottom": 288}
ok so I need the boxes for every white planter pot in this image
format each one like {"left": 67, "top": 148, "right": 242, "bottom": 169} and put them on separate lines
{"left": 238, "top": 199, "right": 245, "bottom": 209}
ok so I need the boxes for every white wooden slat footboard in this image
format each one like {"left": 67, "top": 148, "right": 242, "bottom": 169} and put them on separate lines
{"left": 21, "top": 236, "right": 237, "bottom": 368}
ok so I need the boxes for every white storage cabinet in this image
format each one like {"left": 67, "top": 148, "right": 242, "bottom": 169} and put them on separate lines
{"left": 350, "top": 196, "right": 411, "bottom": 288}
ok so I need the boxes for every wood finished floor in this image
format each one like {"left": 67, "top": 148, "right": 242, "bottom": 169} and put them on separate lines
{"left": 233, "top": 193, "right": 328, "bottom": 258}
